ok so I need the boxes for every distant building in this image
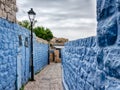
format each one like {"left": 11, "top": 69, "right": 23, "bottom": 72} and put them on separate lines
{"left": 49, "top": 37, "right": 68, "bottom": 63}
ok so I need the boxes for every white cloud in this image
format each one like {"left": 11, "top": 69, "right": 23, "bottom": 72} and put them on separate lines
{"left": 16, "top": 0, "right": 97, "bottom": 40}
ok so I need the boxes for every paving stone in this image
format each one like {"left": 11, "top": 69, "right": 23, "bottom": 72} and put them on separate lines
{"left": 24, "top": 63, "right": 63, "bottom": 90}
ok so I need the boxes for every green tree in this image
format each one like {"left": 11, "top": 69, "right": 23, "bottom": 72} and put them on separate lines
{"left": 18, "top": 20, "right": 53, "bottom": 41}
{"left": 18, "top": 20, "right": 31, "bottom": 30}
{"left": 45, "top": 28, "right": 53, "bottom": 41}
{"left": 18, "top": 20, "right": 37, "bottom": 30}
{"left": 34, "top": 26, "right": 53, "bottom": 41}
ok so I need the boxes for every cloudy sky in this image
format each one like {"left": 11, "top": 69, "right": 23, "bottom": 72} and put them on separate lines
{"left": 17, "top": 0, "right": 97, "bottom": 40}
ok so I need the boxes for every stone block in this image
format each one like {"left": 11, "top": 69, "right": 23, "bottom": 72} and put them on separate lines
{"left": 2, "top": 10, "right": 7, "bottom": 19}
{"left": 0, "top": 3, "right": 4, "bottom": 10}
{"left": 97, "top": 49, "right": 104, "bottom": 70}
{"left": 97, "top": 0, "right": 116, "bottom": 21}
{"left": 97, "top": 17, "right": 118, "bottom": 47}
{"left": 105, "top": 78, "right": 120, "bottom": 90}
{"left": 0, "top": 0, "right": 5, "bottom": 3}
{"left": 0, "top": 8, "right": 3, "bottom": 18}
{"left": 104, "top": 48, "right": 120, "bottom": 79}
{"left": 5, "top": 5, "right": 11, "bottom": 13}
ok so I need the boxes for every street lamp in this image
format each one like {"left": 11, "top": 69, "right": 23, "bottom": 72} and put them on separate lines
{"left": 28, "top": 8, "right": 36, "bottom": 81}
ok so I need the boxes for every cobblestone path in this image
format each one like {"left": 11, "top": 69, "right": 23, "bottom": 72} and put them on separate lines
{"left": 24, "top": 63, "right": 63, "bottom": 90}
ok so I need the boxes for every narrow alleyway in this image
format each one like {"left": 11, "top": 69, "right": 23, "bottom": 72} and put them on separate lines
{"left": 24, "top": 63, "right": 63, "bottom": 90}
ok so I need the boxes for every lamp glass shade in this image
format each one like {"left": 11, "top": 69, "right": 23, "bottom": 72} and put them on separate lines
{"left": 28, "top": 8, "right": 36, "bottom": 22}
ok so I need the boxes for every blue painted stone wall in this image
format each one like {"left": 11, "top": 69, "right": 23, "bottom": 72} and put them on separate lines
{"left": 0, "top": 18, "right": 48, "bottom": 90}
{"left": 62, "top": 37, "right": 98, "bottom": 90}
{"left": 33, "top": 37, "right": 48, "bottom": 73}
{"left": 62, "top": 0, "right": 120, "bottom": 90}
{"left": 62, "top": 37, "right": 120, "bottom": 90}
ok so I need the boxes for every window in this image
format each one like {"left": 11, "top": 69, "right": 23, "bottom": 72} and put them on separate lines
{"left": 19, "top": 35, "right": 22, "bottom": 46}
{"left": 25, "top": 37, "right": 29, "bottom": 47}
